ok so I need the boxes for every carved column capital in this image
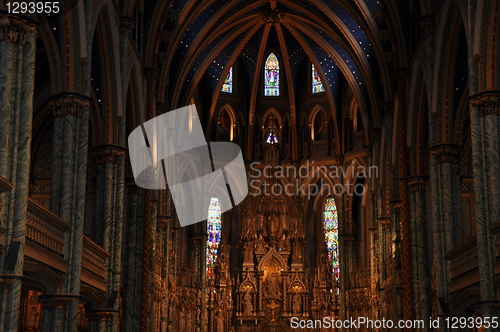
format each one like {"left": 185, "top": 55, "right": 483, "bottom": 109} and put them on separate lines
{"left": 0, "top": 15, "right": 37, "bottom": 45}
{"left": 394, "top": 68, "right": 408, "bottom": 85}
{"left": 94, "top": 144, "right": 126, "bottom": 166}
{"left": 125, "top": 179, "right": 142, "bottom": 194}
{"left": 120, "top": 16, "right": 136, "bottom": 34}
{"left": 48, "top": 93, "right": 91, "bottom": 118}
{"left": 408, "top": 176, "right": 428, "bottom": 192}
{"left": 87, "top": 310, "right": 116, "bottom": 321}
{"left": 469, "top": 90, "right": 500, "bottom": 116}
{"left": 160, "top": 30, "right": 172, "bottom": 43}
{"left": 383, "top": 102, "right": 394, "bottom": 118}
{"left": 343, "top": 234, "right": 356, "bottom": 245}
{"left": 418, "top": 16, "right": 435, "bottom": 35}
{"left": 39, "top": 295, "right": 75, "bottom": 309}
{"left": 372, "top": 128, "right": 382, "bottom": 142}
{"left": 156, "top": 102, "right": 167, "bottom": 115}
{"left": 144, "top": 67, "right": 160, "bottom": 83}
{"left": 377, "top": 217, "right": 391, "bottom": 230}
{"left": 429, "top": 144, "right": 462, "bottom": 164}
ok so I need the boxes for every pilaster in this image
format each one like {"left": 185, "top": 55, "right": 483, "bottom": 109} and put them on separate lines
{"left": 0, "top": 14, "right": 37, "bottom": 332}
{"left": 48, "top": 92, "right": 91, "bottom": 332}
{"left": 468, "top": 91, "right": 500, "bottom": 322}
{"left": 408, "top": 176, "right": 431, "bottom": 330}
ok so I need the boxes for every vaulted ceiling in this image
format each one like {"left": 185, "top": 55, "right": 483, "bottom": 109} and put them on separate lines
{"left": 146, "top": 0, "right": 413, "bottom": 130}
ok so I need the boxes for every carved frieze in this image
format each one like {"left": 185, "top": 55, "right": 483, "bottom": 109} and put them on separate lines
{"left": 408, "top": 176, "right": 428, "bottom": 192}
{"left": 94, "top": 145, "right": 126, "bottom": 166}
{"left": 469, "top": 91, "right": 500, "bottom": 116}
{"left": 419, "top": 16, "right": 435, "bottom": 35}
{"left": 0, "top": 15, "right": 37, "bottom": 45}
{"left": 262, "top": 7, "right": 284, "bottom": 24}
{"left": 430, "top": 144, "right": 461, "bottom": 164}
{"left": 49, "top": 94, "right": 91, "bottom": 118}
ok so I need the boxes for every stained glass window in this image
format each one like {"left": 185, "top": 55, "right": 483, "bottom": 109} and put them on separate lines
{"left": 206, "top": 197, "right": 222, "bottom": 278}
{"left": 266, "top": 131, "right": 278, "bottom": 144}
{"left": 221, "top": 67, "right": 233, "bottom": 93}
{"left": 312, "top": 64, "right": 325, "bottom": 93}
{"left": 324, "top": 197, "right": 339, "bottom": 281}
{"left": 264, "top": 53, "right": 279, "bottom": 96}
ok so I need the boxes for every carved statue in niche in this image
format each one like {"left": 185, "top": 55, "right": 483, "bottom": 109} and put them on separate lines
{"left": 255, "top": 233, "right": 268, "bottom": 252}
{"left": 243, "top": 290, "right": 253, "bottom": 315}
{"left": 292, "top": 293, "right": 302, "bottom": 315}
{"left": 215, "top": 309, "right": 225, "bottom": 332}
{"left": 243, "top": 241, "right": 254, "bottom": 263}
{"left": 216, "top": 249, "right": 229, "bottom": 280}
{"left": 179, "top": 308, "right": 186, "bottom": 332}
{"left": 264, "top": 273, "right": 281, "bottom": 298}
{"left": 278, "top": 233, "right": 290, "bottom": 251}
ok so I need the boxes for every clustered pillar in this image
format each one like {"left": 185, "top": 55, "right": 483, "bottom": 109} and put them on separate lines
{"left": 0, "top": 14, "right": 37, "bottom": 332}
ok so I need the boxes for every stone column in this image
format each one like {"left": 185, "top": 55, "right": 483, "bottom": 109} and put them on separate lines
{"left": 39, "top": 295, "right": 75, "bottom": 332}
{"left": 468, "top": 92, "right": 500, "bottom": 323}
{"left": 140, "top": 67, "right": 159, "bottom": 332}
{"left": 394, "top": 68, "right": 413, "bottom": 324}
{"left": 48, "top": 93, "right": 91, "bottom": 331}
{"left": 408, "top": 176, "right": 431, "bottom": 330}
{"left": 122, "top": 181, "right": 144, "bottom": 332}
{"left": 0, "top": 14, "right": 37, "bottom": 332}
{"left": 87, "top": 310, "right": 115, "bottom": 332}
{"left": 429, "top": 144, "right": 462, "bottom": 321}
{"left": 93, "top": 145, "right": 126, "bottom": 332}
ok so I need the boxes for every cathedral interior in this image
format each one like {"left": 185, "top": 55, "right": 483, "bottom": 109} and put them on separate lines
{"left": 1, "top": 0, "right": 500, "bottom": 331}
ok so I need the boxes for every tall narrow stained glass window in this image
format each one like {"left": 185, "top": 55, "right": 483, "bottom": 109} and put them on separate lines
{"left": 312, "top": 64, "right": 325, "bottom": 93}
{"left": 324, "top": 197, "right": 339, "bottom": 281}
{"left": 206, "top": 197, "right": 222, "bottom": 278}
{"left": 221, "top": 67, "right": 233, "bottom": 93}
{"left": 264, "top": 53, "right": 279, "bottom": 96}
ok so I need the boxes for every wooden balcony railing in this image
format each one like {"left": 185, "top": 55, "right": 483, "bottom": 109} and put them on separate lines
{"left": 24, "top": 197, "right": 109, "bottom": 291}
{"left": 25, "top": 199, "right": 71, "bottom": 272}
{"left": 26, "top": 199, "right": 71, "bottom": 257}
{"left": 81, "top": 236, "right": 109, "bottom": 291}
{"left": 82, "top": 236, "right": 109, "bottom": 276}
{"left": 446, "top": 237, "right": 478, "bottom": 280}
{"left": 489, "top": 220, "right": 500, "bottom": 259}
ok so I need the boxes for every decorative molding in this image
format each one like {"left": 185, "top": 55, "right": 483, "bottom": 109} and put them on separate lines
{"left": 408, "top": 176, "right": 428, "bottom": 192}
{"left": 86, "top": 310, "right": 117, "bottom": 321}
{"left": 156, "top": 102, "right": 167, "bottom": 115}
{"left": 371, "top": 8, "right": 384, "bottom": 21}
{"left": 418, "top": 16, "right": 435, "bottom": 35}
{"left": 469, "top": 90, "right": 500, "bottom": 116}
{"left": 430, "top": 144, "right": 462, "bottom": 164}
{"left": 48, "top": 93, "right": 91, "bottom": 118}
{"left": 383, "top": 102, "right": 394, "bottom": 118}
{"left": 144, "top": 67, "right": 160, "bottom": 83}
{"left": 160, "top": 30, "right": 172, "bottom": 43}
{"left": 125, "top": 180, "right": 142, "bottom": 194}
{"left": 372, "top": 128, "right": 382, "bottom": 142}
{"left": 262, "top": 7, "right": 284, "bottom": 24}
{"left": 0, "top": 15, "right": 37, "bottom": 45}
{"left": 94, "top": 144, "right": 126, "bottom": 166}
{"left": 394, "top": 68, "right": 408, "bottom": 85}
{"left": 120, "top": 16, "right": 136, "bottom": 34}
{"left": 335, "top": 154, "right": 345, "bottom": 164}
{"left": 39, "top": 295, "right": 76, "bottom": 309}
